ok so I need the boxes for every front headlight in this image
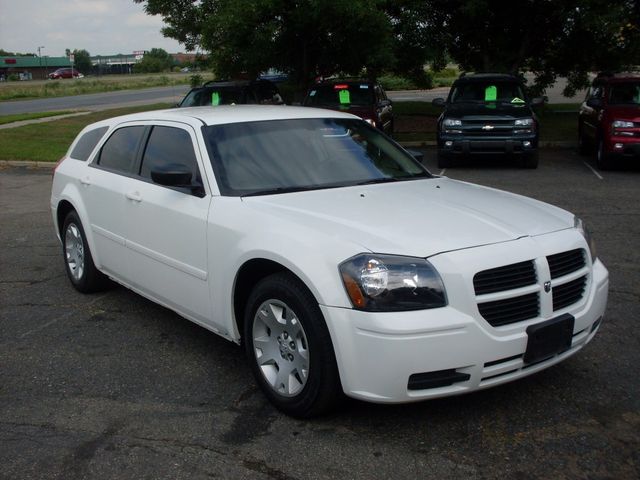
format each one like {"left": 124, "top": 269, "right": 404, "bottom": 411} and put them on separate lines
{"left": 612, "top": 120, "right": 634, "bottom": 128}
{"left": 339, "top": 254, "right": 447, "bottom": 311}
{"left": 443, "top": 118, "right": 462, "bottom": 127}
{"left": 514, "top": 118, "right": 534, "bottom": 126}
{"left": 574, "top": 216, "right": 597, "bottom": 261}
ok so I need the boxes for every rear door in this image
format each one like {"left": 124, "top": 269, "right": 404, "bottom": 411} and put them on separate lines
{"left": 122, "top": 122, "right": 212, "bottom": 324}
{"left": 85, "top": 125, "right": 146, "bottom": 279}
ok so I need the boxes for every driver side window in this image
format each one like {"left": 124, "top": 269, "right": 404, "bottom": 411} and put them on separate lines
{"left": 139, "top": 126, "right": 203, "bottom": 192}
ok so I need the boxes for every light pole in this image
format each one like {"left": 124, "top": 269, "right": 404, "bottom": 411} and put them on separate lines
{"left": 38, "top": 46, "right": 45, "bottom": 79}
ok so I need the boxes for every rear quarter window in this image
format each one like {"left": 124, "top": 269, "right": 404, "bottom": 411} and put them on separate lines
{"left": 69, "top": 126, "right": 109, "bottom": 161}
{"left": 96, "top": 126, "right": 146, "bottom": 173}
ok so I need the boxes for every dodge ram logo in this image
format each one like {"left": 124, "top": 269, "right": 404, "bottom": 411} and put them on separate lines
{"left": 544, "top": 281, "right": 552, "bottom": 293}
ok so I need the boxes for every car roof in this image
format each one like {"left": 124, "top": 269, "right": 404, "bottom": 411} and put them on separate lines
{"left": 313, "top": 79, "right": 374, "bottom": 86}
{"left": 454, "top": 73, "right": 520, "bottom": 83}
{"left": 85, "top": 105, "right": 359, "bottom": 129}
{"left": 597, "top": 74, "right": 640, "bottom": 83}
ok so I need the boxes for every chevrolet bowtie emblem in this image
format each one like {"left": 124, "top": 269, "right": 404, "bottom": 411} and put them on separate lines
{"left": 482, "top": 125, "right": 494, "bottom": 130}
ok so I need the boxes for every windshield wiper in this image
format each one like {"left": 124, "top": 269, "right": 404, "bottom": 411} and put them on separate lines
{"left": 241, "top": 184, "right": 334, "bottom": 197}
{"left": 355, "top": 177, "right": 399, "bottom": 186}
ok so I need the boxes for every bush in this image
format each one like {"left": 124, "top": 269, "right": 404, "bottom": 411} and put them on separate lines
{"left": 190, "top": 74, "right": 203, "bottom": 88}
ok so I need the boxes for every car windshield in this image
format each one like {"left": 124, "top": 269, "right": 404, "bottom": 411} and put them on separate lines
{"left": 450, "top": 81, "right": 527, "bottom": 104}
{"left": 305, "top": 84, "right": 374, "bottom": 107}
{"left": 609, "top": 83, "right": 640, "bottom": 105}
{"left": 180, "top": 87, "right": 246, "bottom": 107}
{"left": 202, "top": 118, "right": 431, "bottom": 196}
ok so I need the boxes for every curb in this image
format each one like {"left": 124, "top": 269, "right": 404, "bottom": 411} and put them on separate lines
{"left": 0, "top": 160, "right": 57, "bottom": 169}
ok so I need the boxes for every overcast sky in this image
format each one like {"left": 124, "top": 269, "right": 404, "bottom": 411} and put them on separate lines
{"left": 0, "top": 0, "right": 187, "bottom": 57}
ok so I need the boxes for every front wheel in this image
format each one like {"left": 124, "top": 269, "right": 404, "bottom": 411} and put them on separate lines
{"left": 596, "top": 138, "right": 612, "bottom": 170}
{"left": 62, "top": 211, "right": 109, "bottom": 293}
{"left": 244, "top": 272, "right": 342, "bottom": 417}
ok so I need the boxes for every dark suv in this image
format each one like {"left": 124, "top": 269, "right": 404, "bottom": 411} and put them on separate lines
{"left": 303, "top": 79, "right": 394, "bottom": 134}
{"left": 178, "top": 79, "right": 283, "bottom": 107}
{"left": 433, "top": 74, "right": 544, "bottom": 168}
{"left": 578, "top": 73, "right": 640, "bottom": 169}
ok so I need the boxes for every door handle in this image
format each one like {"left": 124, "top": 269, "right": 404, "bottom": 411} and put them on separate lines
{"left": 125, "top": 191, "right": 142, "bottom": 202}
{"left": 79, "top": 176, "right": 91, "bottom": 186}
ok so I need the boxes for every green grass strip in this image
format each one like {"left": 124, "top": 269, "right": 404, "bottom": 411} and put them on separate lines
{"left": 0, "top": 103, "right": 171, "bottom": 161}
{"left": 0, "top": 111, "right": 76, "bottom": 125}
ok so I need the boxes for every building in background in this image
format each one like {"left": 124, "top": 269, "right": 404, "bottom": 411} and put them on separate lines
{"left": 0, "top": 56, "right": 71, "bottom": 80}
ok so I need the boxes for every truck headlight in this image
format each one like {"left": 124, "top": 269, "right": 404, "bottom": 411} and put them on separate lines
{"left": 514, "top": 118, "right": 534, "bottom": 126}
{"left": 340, "top": 254, "right": 447, "bottom": 311}
{"left": 612, "top": 120, "right": 634, "bottom": 128}
{"left": 443, "top": 118, "right": 462, "bottom": 127}
{"left": 574, "top": 216, "right": 597, "bottom": 261}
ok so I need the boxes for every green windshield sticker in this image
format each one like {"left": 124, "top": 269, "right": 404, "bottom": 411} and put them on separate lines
{"left": 484, "top": 85, "right": 497, "bottom": 101}
{"left": 511, "top": 97, "right": 525, "bottom": 104}
{"left": 338, "top": 89, "right": 351, "bottom": 104}
{"left": 211, "top": 92, "right": 220, "bottom": 106}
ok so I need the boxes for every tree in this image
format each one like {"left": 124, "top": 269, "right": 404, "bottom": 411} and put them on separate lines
{"left": 413, "top": 0, "right": 640, "bottom": 95}
{"left": 135, "top": 48, "right": 174, "bottom": 73}
{"left": 135, "top": 0, "right": 395, "bottom": 86}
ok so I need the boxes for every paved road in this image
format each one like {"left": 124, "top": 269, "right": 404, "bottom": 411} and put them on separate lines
{"left": 1, "top": 152, "right": 638, "bottom": 479}
{"left": 0, "top": 85, "right": 190, "bottom": 116}
{"left": 1, "top": 76, "right": 585, "bottom": 116}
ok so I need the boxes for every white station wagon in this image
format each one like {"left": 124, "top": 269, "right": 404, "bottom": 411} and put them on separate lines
{"left": 51, "top": 106, "right": 609, "bottom": 417}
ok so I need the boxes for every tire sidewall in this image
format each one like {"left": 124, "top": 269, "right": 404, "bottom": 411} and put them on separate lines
{"left": 243, "top": 273, "right": 338, "bottom": 417}
{"left": 62, "top": 211, "right": 102, "bottom": 292}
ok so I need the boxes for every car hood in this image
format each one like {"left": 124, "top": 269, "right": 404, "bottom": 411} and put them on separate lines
{"left": 445, "top": 102, "right": 533, "bottom": 119}
{"left": 241, "top": 177, "right": 573, "bottom": 257}
{"left": 605, "top": 105, "right": 640, "bottom": 121}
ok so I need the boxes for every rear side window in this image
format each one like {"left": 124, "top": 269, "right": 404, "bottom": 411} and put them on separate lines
{"left": 97, "top": 126, "right": 145, "bottom": 173}
{"left": 140, "top": 126, "right": 201, "bottom": 184}
{"left": 69, "top": 126, "right": 108, "bottom": 161}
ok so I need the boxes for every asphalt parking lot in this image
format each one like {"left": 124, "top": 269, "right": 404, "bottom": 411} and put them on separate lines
{"left": 1, "top": 149, "right": 638, "bottom": 480}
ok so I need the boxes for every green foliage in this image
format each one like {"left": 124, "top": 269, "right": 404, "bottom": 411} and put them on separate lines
{"left": 71, "top": 49, "right": 92, "bottom": 75}
{"left": 189, "top": 74, "right": 203, "bottom": 88}
{"left": 134, "top": 48, "right": 174, "bottom": 73}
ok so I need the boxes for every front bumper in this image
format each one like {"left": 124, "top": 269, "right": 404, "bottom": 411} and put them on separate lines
{"left": 606, "top": 136, "right": 640, "bottom": 159}
{"left": 322, "top": 233, "right": 608, "bottom": 403}
{"left": 438, "top": 135, "right": 538, "bottom": 157}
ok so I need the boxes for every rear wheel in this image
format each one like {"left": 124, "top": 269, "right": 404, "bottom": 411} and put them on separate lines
{"left": 596, "top": 138, "right": 612, "bottom": 170}
{"left": 244, "top": 272, "right": 342, "bottom": 417}
{"left": 62, "top": 211, "right": 109, "bottom": 293}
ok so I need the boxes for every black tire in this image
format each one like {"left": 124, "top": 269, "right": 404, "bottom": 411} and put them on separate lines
{"left": 437, "top": 152, "right": 452, "bottom": 168}
{"left": 577, "top": 124, "right": 589, "bottom": 155}
{"left": 62, "top": 211, "right": 109, "bottom": 293}
{"left": 523, "top": 152, "right": 539, "bottom": 169}
{"left": 243, "top": 272, "right": 342, "bottom": 417}
{"left": 596, "top": 138, "right": 612, "bottom": 170}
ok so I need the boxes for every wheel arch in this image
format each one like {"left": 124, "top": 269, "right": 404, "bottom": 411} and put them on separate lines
{"left": 232, "top": 258, "right": 316, "bottom": 344}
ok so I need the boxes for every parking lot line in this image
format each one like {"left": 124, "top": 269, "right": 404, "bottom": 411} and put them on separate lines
{"left": 583, "top": 161, "right": 604, "bottom": 180}
{"left": 439, "top": 169, "right": 447, "bottom": 176}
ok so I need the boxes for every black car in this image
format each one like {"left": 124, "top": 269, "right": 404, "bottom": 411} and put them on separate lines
{"left": 433, "top": 74, "right": 544, "bottom": 168}
{"left": 178, "top": 79, "right": 283, "bottom": 107}
{"left": 303, "top": 79, "right": 394, "bottom": 135}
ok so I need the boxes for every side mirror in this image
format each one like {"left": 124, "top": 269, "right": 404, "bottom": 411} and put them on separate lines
{"left": 432, "top": 98, "right": 446, "bottom": 107}
{"left": 586, "top": 98, "right": 602, "bottom": 109}
{"left": 151, "top": 164, "right": 204, "bottom": 197}
{"left": 378, "top": 99, "right": 392, "bottom": 108}
{"left": 405, "top": 149, "right": 424, "bottom": 164}
{"left": 530, "top": 97, "right": 545, "bottom": 107}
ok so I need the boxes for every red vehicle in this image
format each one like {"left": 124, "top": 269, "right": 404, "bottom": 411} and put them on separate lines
{"left": 303, "top": 79, "right": 394, "bottom": 135}
{"left": 578, "top": 73, "right": 640, "bottom": 169}
{"left": 48, "top": 68, "right": 84, "bottom": 79}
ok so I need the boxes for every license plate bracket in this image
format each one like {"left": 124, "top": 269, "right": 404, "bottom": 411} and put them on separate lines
{"left": 524, "top": 314, "right": 575, "bottom": 365}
